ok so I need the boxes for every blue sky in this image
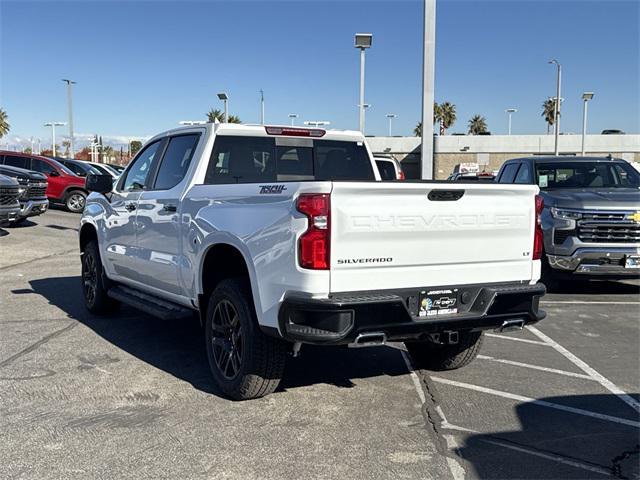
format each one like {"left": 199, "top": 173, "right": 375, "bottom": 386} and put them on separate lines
{"left": 1, "top": 0, "right": 638, "bottom": 148}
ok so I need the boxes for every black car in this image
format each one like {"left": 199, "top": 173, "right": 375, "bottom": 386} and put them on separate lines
{"left": 55, "top": 158, "right": 102, "bottom": 177}
{"left": 0, "top": 174, "right": 21, "bottom": 225}
{"left": 0, "top": 164, "right": 49, "bottom": 224}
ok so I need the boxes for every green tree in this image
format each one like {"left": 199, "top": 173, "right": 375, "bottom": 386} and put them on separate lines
{"left": 468, "top": 115, "right": 488, "bottom": 135}
{"left": 414, "top": 103, "right": 444, "bottom": 137}
{"left": 438, "top": 102, "right": 457, "bottom": 135}
{"left": 23, "top": 147, "right": 32, "bottom": 154}
{"left": 0, "top": 108, "right": 10, "bottom": 138}
{"left": 542, "top": 98, "right": 557, "bottom": 134}
{"left": 130, "top": 140, "right": 142, "bottom": 156}
{"left": 207, "top": 109, "right": 241, "bottom": 124}
{"left": 414, "top": 122, "right": 422, "bottom": 137}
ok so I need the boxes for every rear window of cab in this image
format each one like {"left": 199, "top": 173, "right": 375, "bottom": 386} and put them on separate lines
{"left": 204, "top": 136, "right": 374, "bottom": 184}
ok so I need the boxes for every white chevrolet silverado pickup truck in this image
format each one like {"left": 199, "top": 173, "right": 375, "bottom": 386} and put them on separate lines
{"left": 80, "top": 123, "right": 546, "bottom": 400}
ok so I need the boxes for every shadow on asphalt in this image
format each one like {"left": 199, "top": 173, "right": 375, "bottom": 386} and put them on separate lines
{"left": 23, "top": 276, "right": 410, "bottom": 399}
{"left": 458, "top": 394, "right": 639, "bottom": 479}
{"left": 544, "top": 279, "right": 639, "bottom": 295}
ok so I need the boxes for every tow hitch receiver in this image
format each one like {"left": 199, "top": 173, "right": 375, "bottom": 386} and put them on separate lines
{"left": 429, "top": 331, "right": 459, "bottom": 345}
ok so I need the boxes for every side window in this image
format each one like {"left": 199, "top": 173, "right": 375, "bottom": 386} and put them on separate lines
{"left": 31, "top": 159, "right": 57, "bottom": 175}
{"left": 376, "top": 160, "right": 397, "bottom": 180}
{"left": 4, "top": 156, "right": 29, "bottom": 169}
{"left": 205, "top": 136, "right": 275, "bottom": 184}
{"left": 514, "top": 163, "right": 532, "bottom": 184}
{"left": 152, "top": 134, "right": 200, "bottom": 190}
{"left": 121, "top": 140, "right": 162, "bottom": 191}
{"left": 498, "top": 163, "right": 520, "bottom": 183}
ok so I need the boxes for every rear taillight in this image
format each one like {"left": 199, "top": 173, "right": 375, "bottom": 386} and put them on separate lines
{"left": 533, "top": 194, "right": 544, "bottom": 260}
{"left": 297, "top": 194, "right": 330, "bottom": 270}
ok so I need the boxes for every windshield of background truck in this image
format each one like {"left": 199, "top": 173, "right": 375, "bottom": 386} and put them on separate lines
{"left": 536, "top": 161, "right": 640, "bottom": 189}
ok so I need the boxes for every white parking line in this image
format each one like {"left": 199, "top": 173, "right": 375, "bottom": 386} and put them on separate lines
{"left": 479, "top": 439, "right": 613, "bottom": 477}
{"left": 527, "top": 326, "right": 640, "bottom": 413}
{"left": 477, "top": 355, "right": 594, "bottom": 381}
{"left": 484, "top": 333, "right": 549, "bottom": 346}
{"left": 430, "top": 377, "right": 640, "bottom": 428}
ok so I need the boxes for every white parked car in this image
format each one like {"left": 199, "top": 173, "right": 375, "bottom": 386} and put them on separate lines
{"left": 80, "top": 123, "right": 546, "bottom": 400}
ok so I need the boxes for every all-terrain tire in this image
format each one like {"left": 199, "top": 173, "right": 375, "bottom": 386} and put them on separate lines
{"left": 405, "top": 331, "right": 483, "bottom": 371}
{"left": 205, "top": 278, "right": 286, "bottom": 400}
{"left": 81, "top": 240, "right": 118, "bottom": 314}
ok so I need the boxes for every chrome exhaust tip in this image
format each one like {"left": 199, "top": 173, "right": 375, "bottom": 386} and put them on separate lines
{"left": 348, "top": 332, "right": 387, "bottom": 348}
{"left": 498, "top": 319, "right": 525, "bottom": 333}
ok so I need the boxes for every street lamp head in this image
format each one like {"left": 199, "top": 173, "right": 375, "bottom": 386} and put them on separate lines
{"left": 44, "top": 122, "right": 66, "bottom": 127}
{"left": 217, "top": 92, "right": 228, "bottom": 100}
{"left": 62, "top": 79, "right": 77, "bottom": 84}
{"left": 354, "top": 33, "right": 372, "bottom": 49}
{"left": 288, "top": 113, "right": 298, "bottom": 118}
{"left": 582, "top": 92, "right": 595, "bottom": 101}
{"left": 505, "top": 108, "right": 517, "bottom": 113}
{"left": 548, "top": 59, "right": 560, "bottom": 66}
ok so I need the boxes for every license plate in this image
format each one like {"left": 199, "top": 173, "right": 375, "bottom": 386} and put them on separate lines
{"left": 418, "top": 289, "right": 459, "bottom": 317}
{"left": 624, "top": 256, "right": 640, "bottom": 269}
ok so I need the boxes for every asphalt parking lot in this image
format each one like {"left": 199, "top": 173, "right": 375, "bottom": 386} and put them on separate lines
{"left": 1, "top": 210, "right": 638, "bottom": 480}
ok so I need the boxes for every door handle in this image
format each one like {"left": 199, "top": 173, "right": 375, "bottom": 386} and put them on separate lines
{"left": 125, "top": 203, "right": 137, "bottom": 212}
{"left": 163, "top": 204, "right": 177, "bottom": 213}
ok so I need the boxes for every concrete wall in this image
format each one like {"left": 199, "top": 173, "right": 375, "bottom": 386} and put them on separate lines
{"left": 366, "top": 134, "right": 640, "bottom": 179}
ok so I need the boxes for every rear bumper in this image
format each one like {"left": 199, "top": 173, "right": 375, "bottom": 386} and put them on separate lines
{"left": 547, "top": 247, "right": 640, "bottom": 277}
{"left": 278, "top": 282, "right": 546, "bottom": 345}
{"left": 18, "top": 198, "right": 49, "bottom": 218}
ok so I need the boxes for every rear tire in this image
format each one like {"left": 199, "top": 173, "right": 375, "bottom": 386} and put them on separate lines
{"left": 205, "top": 278, "right": 286, "bottom": 400}
{"left": 65, "top": 190, "right": 87, "bottom": 213}
{"left": 405, "top": 331, "right": 483, "bottom": 371}
{"left": 81, "top": 240, "right": 118, "bottom": 314}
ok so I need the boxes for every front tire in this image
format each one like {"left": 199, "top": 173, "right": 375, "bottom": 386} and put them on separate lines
{"left": 205, "top": 278, "right": 286, "bottom": 400}
{"left": 405, "top": 331, "right": 483, "bottom": 371}
{"left": 81, "top": 240, "right": 118, "bottom": 314}
{"left": 65, "top": 190, "right": 87, "bottom": 213}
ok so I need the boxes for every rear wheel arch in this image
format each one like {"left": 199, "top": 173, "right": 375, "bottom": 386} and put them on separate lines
{"left": 199, "top": 243, "right": 259, "bottom": 325}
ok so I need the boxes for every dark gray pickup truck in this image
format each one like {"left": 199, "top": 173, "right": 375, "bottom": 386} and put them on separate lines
{"left": 496, "top": 156, "right": 640, "bottom": 289}
{"left": 0, "top": 164, "right": 49, "bottom": 224}
{"left": 0, "top": 174, "right": 21, "bottom": 225}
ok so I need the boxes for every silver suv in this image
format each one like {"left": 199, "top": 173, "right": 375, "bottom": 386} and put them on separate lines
{"left": 496, "top": 156, "right": 640, "bottom": 290}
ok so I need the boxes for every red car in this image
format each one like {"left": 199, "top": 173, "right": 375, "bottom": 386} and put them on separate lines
{"left": 0, "top": 151, "right": 89, "bottom": 213}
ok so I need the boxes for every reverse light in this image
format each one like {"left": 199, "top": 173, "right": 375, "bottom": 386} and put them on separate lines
{"left": 533, "top": 195, "right": 544, "bottom": 260}
{"left": 265, "top": 126, "right": 326, "bottom": 138}
{"left": 297, "top": 194, "right": 330, "bottom": 270}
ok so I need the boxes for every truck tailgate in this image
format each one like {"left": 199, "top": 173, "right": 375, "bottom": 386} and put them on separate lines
{"left": 329, "top": 182, "right": 538, "bottom": 292}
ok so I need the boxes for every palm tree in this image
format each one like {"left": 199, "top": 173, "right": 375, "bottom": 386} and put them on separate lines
{"left": 62, "top": 140, "right": 71, "bottom": 158}
{"left": 0, "top": 108, "right": 10, "bottom": 138}
{"left": 468, "top": 115, "right": 488, "bottom": 135}
{"left": 439, "top": 102, "right": 457, "bottom": 135}
{"left": 542, "top": 99, "right": 556, "bottom": 134}
{"left": 414, "top": 103, "right": 445, "bottom": 137}
{"left": 207, "top": 108, "right": 241, "bottom": 124}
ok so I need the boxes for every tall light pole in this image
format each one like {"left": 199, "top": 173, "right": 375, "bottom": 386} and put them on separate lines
{"left": 354, "top": 33, "right": 372, "bottom": 134}
{"left": 44, "top": 122, "right": 66, "bottom": 157}
{"left": 421, "top": 0, "right": 436, "bottom": 179}
{"left": 259, "top": 89, "right": 265, "bottom": 125}
{"left": 62, "top": 79, "right": 76, "bottom": 158}
{"left": 217, "top": 92, "right": 228, "bottom": 123}
{"left": 548, "top": 59, "right": 562, "bottom": 155}
{"left": 505, "top": 108, "right": 517, "bottom": 135}
{"left": 581, "top": 92, "right": 594, "bottom": 156}
{"left": 288, "top": 113, "right": 298, "bottom": 126}
{"left": 386, "top": 113, "right": 398, "bottom": 136}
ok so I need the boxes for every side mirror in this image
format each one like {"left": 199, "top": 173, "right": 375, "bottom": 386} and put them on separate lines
{"left": 49, "top": 170, "right": 60, "bottom": 177}
{"left": 86, "top": 174, "right": 113, "bottom": 194}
